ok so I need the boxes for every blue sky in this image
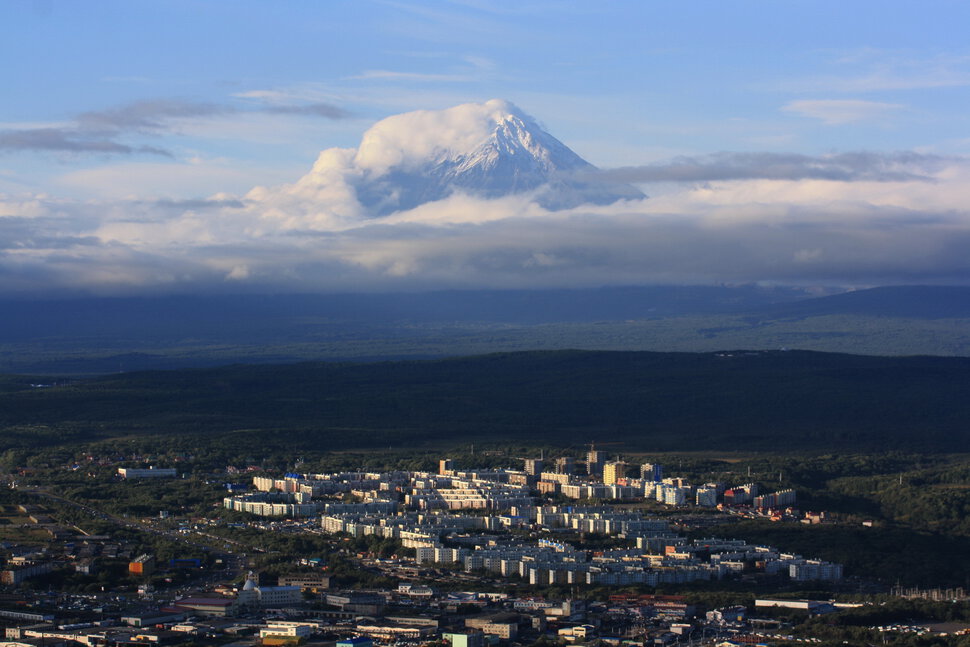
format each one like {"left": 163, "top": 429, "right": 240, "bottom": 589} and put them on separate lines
{"left": 5, "top": 0, "right": 970, "bottom": 193}
{"left": 2, "top": 0, "right": 970, "bottom": 293}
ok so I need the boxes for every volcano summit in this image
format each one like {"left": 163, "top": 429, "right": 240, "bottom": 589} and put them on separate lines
{"left": 291, "top": 99, "right": 644, "bottom": 216}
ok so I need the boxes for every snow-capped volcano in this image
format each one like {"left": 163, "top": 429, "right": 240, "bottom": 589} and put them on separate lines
{"left": 294, "top": 99, "right": 644, "bottom": 216}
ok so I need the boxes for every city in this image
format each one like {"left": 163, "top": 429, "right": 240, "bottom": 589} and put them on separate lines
{"left": 3, "top": 446, "right": 968, "bottom": 647}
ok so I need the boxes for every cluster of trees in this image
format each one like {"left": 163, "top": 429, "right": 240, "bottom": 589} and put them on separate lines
{"left": 45, "top": 478, "right": 223, "bottom": 519}
{"left": 793, "top": 598, "right": 970, "bottom": 646}
{"left": 714, "top": 520, "right": 970, "bottom": 588}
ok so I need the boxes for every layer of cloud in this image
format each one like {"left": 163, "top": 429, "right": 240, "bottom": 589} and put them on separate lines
{"left": 0, "top": 128, "right": 171, "bottom": 156}
{"left": 782, "top": 99, "right": 904, "bottom": 125}
{"left": 262, "top": 103, "right": 352, "bottom": 119}
{"left": 77, "top": 98, "right": 353, "bottom": 131}
{"left": 350, "top": 70, "right": 476, "bottom": 82}
{"left": 76, "top": 99, "right": 231, "bottom": 131}
{"left": 0, "top": 98, "right": 351, "bottom": 158}
{"left": 781, "top": 50, "right": 970, "bottom": 93}
{"left": 2, "top": 101, "right": 970, "bottom": 295}
{"left": 583, "top": 151, "right": 946, "bottom": 184}
{"left": 2, "top": 153, "right": 970, "bottom": 295}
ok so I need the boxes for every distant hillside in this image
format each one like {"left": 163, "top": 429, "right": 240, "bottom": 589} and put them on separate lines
{"left": 0, "top": 284, "right": 808, "bottom": 340}
{"left": 746, "top": 285, "right": 970, "bottom": 320}
{"left": 2, "top": 285, "right": 969, "bottom": 374}
{"left": 2, "top": 350, "right": 969, "bottom": 452}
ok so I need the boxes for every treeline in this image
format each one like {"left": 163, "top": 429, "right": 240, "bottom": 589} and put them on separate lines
{"left": 712, "top": 521, "right": 970, "bottom": 588}
{"left": 794, "top": 598, "right": 970, "bottom": 646}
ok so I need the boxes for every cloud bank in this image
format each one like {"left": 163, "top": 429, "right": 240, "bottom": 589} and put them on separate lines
{"left": 782, "top": 99, "right": 905, "bottom": 125}
{"left": 580, "top": 151, "right": 946, "bottom": 184}
{"left": 1, "top": 102, "right": 970, "bottom": 295}
{"left": 0, "top": 98, "right": 351, "bottom": 158}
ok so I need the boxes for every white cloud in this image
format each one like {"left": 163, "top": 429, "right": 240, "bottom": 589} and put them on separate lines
{"left": 349, "top": 70, "right": 475, "bottom": 82}
{"left": 226, "top": 264, "right": 251, "bottom": 280}
{"left": 3, "top": 101, "right": 970, "bottom": 295}
{"left": 380, "top": 192, "right": 543, "bottom": 225}
{"left": 353, "top": 99, "right": 514, "bottom": 175}
{"left": 782, "top": 99, "right": 905, "bottom": 125}
{"left": 55, "top": 160, "right": 299, "bottom": 200}
{"left": 3, "top": 165, "right": 970, "bottom": 294}
{"left": 776, "top": 50, "right": 970, "bottom": 93}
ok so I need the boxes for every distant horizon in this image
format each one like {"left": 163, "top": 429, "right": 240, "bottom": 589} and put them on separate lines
{"left": 0, "top": 280, "right": 916, "bottom": 301}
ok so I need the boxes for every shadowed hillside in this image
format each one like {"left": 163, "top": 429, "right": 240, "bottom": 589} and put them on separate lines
{"left": 2, "top": 349, "right": 968, "bottom": 452}
{"left": 3, "top": 285, "right": 970, "bottom": 374}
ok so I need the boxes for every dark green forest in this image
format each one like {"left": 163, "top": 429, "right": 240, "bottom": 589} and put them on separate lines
{"left": 1, "top": 349, "right": 969, "bottom": 452}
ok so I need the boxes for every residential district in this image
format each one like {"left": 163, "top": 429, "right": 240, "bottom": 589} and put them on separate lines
{"left": 1, "top": 451, "right": 963, "bottom": 646}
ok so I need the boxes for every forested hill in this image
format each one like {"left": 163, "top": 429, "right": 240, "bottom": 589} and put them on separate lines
{"left": 2, "top": 349, "right": 969, "bottom": 452}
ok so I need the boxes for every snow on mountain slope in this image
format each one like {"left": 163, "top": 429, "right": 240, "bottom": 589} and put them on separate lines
{"left": 292, "top": 99, "right": 644, "bottom": 216}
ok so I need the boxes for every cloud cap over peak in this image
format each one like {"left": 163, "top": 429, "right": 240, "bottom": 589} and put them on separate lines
{"left": 353, "top": 99, "right": 532, "bottom": 175}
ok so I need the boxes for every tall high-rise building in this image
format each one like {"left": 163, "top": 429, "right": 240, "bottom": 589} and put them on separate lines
{"left": 439, "top": 459, "right": 454, "bottom": 475}
{"left": 587, "top": 449, "right": 606, "bottom": 475}
{"left": 523, "top": 458, "right": 544, "bottom": 476}
{"left": 602, "top": 461, "right": 627, "bottom": 485}
{"left": 695, "top": 486, "right": 718, "bottom": 507}
{"left": 555, "top": 456, "right": 575, "bottom": 474}
{"left": 641, "top": 463, "right": 662, "bottom": 482}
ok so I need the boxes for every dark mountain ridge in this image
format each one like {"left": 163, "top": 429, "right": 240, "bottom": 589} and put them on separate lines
{"left": 0, "top": 284, "right": 811, "bottom": 341}
{"left": 1, "top": 285, "right": 968, "bottom": 374}
{"left": 2, "top": 284, "right": 966, "bottom": 341}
